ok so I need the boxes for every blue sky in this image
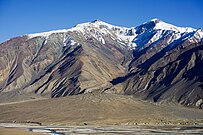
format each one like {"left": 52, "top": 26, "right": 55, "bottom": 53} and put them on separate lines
{"left": 0, "top": 0, "right": 203, "bottom": 42}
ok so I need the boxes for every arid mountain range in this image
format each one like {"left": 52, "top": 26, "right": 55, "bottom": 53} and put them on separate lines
{"left": 0, "top": 18, "right": 203, "bottom": 109}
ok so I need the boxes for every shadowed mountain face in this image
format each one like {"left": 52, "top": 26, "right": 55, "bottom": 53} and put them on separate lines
{"left": 118, "top": 41, "right": 203, "bottom": 108}
{"left": 0, "top": 19, "right": 203, "bottom": 108}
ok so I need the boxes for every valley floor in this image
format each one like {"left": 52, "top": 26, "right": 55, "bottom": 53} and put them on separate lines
{"left": 0, "top": 93, "right": 203, "bottom": 134}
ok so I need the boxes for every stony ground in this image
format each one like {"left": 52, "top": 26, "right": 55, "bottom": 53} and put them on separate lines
{"left": 0, "top": 93, "right": 202, "bottom": 126}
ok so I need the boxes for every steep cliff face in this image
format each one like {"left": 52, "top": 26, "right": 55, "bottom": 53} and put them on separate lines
{"left": 0, "top": 19, "right": 203, "bottom": 109}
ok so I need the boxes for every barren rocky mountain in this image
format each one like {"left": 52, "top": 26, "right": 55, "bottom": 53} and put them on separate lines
{"left": 0, "top": 19, "right": 203, "bottom": 109}
{"left": 0, "top": 20, "right": 129, "bottom": 102}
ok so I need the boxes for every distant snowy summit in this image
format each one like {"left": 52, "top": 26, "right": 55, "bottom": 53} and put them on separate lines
{"left": 26, "top": 18, "right": 201, "bottom": 37}
{"left": 25, "top": 18, "right": 203, "bottom": 51}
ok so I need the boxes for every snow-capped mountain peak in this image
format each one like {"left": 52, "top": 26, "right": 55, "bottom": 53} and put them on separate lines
{"left": 151, "top": 18, "right": 195, "bottom": 33}
{"left": 70, "top": 19, "right": 128, "bottom": 35}
{"left": 24, "top": 19, "right": 201, "bottom": 51}
{"left": 131, "top": 18, "right": 203, "bottom": 53}
{"left": 135, "top": 18, "right": 195, "bottom": 34}
{"left": 154, "top": 21, "right": 194, "bottom": 33}
{"left": 68, "top": 20, "right": 136, "bottom": 46}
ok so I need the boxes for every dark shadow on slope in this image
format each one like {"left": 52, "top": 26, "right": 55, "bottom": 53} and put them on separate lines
{"left": 131, "top": 30, "right": 173, "bottom": 67}
{"left": 160, "top": 55, "right": 191, "bottom": 86}
{"left": 30, "top": 45, "right": 82, "bottom": 86}
{"left": 147, "top": 42, "right": 203, "bottom": 101}
{"left": 110, "top": 72, "right": 137, "bottom": 85}
{"left": 181, "top": 44, "right": 203, "bottom": 81}
{"left": 146, "top": 66, "right": 164, "bottom": 90}
{"left": 137, "top": 31, "right": 195, "bottom": 73}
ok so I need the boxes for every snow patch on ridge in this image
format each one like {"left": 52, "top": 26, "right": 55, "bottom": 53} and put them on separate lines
{"left": 70, "top": 40, "right": 77, "bottom": 46}
{"left": 27, "top": 29, "right": 68, "bottom": 39}
{"left": 194, "top": 29, "right": 203, "bottom": 39}
{"left": 63, "top": 34, "right": 78, "bottom": 47}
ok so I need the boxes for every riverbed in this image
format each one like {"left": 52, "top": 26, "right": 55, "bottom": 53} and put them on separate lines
{"left": 0, "top": 123, "right": 203, "bottom": 135}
